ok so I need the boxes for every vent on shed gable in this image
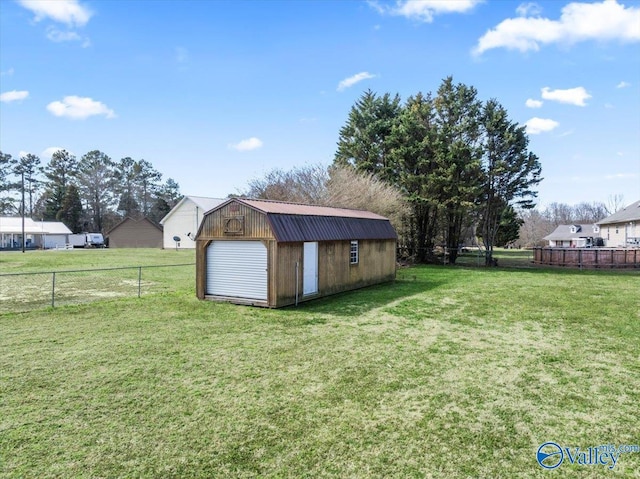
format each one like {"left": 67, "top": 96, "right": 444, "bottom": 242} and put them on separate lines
{"left": 224, "top": 216, "right": 244, "bottom": 235}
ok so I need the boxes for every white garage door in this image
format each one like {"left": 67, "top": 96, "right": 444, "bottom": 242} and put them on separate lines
{"left": 206, "top": 241, "right": 268, "bottom": 300}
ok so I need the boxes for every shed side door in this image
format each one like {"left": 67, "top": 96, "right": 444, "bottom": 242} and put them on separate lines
{"left": 206, "top": 240, "right": 268, "bottom": 300}
{"left": 303, "top": 241, "right": 318, "bottom": 295}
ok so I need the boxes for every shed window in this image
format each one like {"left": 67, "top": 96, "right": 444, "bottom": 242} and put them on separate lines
{"left": 350, "top": 240, "right": 359, "bottom": 264}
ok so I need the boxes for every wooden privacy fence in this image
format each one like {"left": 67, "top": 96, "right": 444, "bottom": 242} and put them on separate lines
{"left": 533, "top": 247, "right": 640, "bottom": 269}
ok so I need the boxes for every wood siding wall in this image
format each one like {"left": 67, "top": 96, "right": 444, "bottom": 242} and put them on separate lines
{"left": 198, "top": 202, "right": 275, "bottom": 240}
{"left": 273, "top": 239, "right": 396, "bottom": 308}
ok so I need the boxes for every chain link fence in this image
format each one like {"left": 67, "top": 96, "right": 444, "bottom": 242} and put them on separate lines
{"left": 0, "top": 263, "right": 195, "bottom": 313}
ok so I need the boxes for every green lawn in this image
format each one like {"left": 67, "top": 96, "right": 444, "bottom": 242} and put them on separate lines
{"left": 0, "top": 247, "right": 195, "bottom": 273}
{"left": 0, "top": 249, "right": 195, "bottom": 312}
{"left": 1, "top": 252, "right": 639, "bottom": 478}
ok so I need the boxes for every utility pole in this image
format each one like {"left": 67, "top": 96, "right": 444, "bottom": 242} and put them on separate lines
{"left": 21, "top": 169, "right": 25, "bottom": 253}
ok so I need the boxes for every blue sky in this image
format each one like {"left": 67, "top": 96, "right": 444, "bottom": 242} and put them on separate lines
{"left": 1, "top": 0, "right": 639, "bottom": 208}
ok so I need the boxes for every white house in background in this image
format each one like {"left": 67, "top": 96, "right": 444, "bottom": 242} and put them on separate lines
{"left": 0, "top": 217, "right": 72, "bottom": 249}
{"left": 159, "top": 196, "right": 225, "bottom": 249}
{"left": 543, "top": 224, "right": 602, "bottom": 248}
{"left": 597, "top": 199, "right": 640, "bottom": 247}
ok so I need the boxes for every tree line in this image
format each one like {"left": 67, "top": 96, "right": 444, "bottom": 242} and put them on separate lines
{"left": 0, "top": 149, "right": 182, "bottom": 234}
{"left": 7, "top": 77, "right": 612, "bottom": 261}
{"left": 334, "top": 77, "right": 542, "bottom": 265}
{"left": 245, "top": 77, "right": 542, "bottom": 265}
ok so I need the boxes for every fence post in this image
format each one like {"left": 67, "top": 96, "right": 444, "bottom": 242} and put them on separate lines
{"left": 138, "top": 266, "right": 142, "bottom": 298}
{"left": 578, "top": 249, "right": 582, "bottom": 270}
{"left": 51, "top": 272, "right": 56, "bottom": 307}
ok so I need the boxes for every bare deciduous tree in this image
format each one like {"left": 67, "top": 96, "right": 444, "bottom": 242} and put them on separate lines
{"left": 517, "top": 209, "right": 552, "bottom": 248}
{"left": 606, "top": 194, "right": 625, "bottom": 215}
{"left": 243, "top": 164, "right": 328, "bottom": 204}
{"left": 242, "top": 164, "right": 408, "bottom": 232}
{"left": 325, "top": 165, "right": 408, "bottom": 232}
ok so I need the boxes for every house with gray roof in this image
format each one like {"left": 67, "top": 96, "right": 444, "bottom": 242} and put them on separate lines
{"left": 597, "top": 199, "right": 640, "bottom": 247}
{"left": 543, "top": 224, "right": 602, "bottom": 248}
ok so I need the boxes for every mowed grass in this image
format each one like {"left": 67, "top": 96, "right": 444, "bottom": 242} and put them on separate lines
{"left": 0, "top": 247, "right": 195, "bottom": 273}
{"left": 1, "top": 250, "right": 639, "bottom": 478}
{"left": 0, "top": 249, "right": 195, "bottom": 312}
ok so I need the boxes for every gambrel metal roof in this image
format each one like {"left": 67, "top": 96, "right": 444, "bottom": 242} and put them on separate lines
{"left": 213, "top": 198, "right": 397, "bottom": 242}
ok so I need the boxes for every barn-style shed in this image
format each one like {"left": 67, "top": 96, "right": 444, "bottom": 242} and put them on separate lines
{"left": 195, "top": 198, "right": 397, "bottom": 308}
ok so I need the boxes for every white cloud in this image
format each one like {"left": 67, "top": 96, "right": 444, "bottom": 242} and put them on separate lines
{"left": 516, "top": 2, "right": 542, "bottom": 17}
{"left": 0, "top": 90, "right": 29, "bottom": 103}
{"left": 473, "top": 0, "right": 640, "bottom": 55}
{"left": 46, "top": 26, "right": 81, "bottom": 42}
{"left": 47, "top": 96, "right": 116, "bottom": 119}
{"left": 337, "top": 72, "right": 377, "bottom": 92}
{"left": 1, "top": 68, "right": 15, "bottom": 76}
{"left": 541, "top": 86, "right": 591, "bottom": 106}
{"left": 45, "top": 27, "right": 91, "bottom": 46}
{"left": 18, "top": 0, "right": 92, "bottom": 27}
{"left": 228, "top": 137, "right": 263, "bottom": 152}
{"left": 525, "top": 117, "right": 559, "bottom": 134}
{"left": 525, "top": 98, "right": 543, "bottom": 108}
{"left": 616, "top": 81, "right": 631, "bottom": 88}
{"left": 42, "top": 147, "right": 67, "bottom": 159}
{"left": 371, "top": 0, "right": 482, "bottom": 23}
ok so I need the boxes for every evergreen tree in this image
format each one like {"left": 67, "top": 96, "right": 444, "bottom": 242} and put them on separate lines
{"left": 58, "top": 184, "right": 83, "bottom": 233}
{"left": 494, "top": 205, "right": 524, "bottom": 247}
{"left": 42, "top": 150, "right": 78, "bottom": 220}
{"left": 431, "top": 77, "right": 483, "bottom": 264}
{"left": 17, "top": 153, "right": 42, "bottom": 216}
{"left": 77, "top": 150, "right": 115, "bottom": 232}
{"left": 134, "top": 159, "right": 162, "bottom": 217}
{"left": 387, "top": 92, "right": 441, "bottom": 262}
{"left": 335, "top": 90, "right": 402, "bottom": 182}
{"left": 43, "top": 149, "right": 78, "bottom": 191}
{"left": 149, "top": 197, "right": 171, "bottom": 224}
{"left": 0, "top": 151, "right": 17, "bottom": 214}
{"left": 479, "top": 99, "right": 541, "bottom": 264}
{"left": 114, "top": 157, "right": 140, "bottom": 217}
{"left": 44, "top": 186, "right": 66, "bottom": 221}
{"left": 158, "top": 178, "right": 182, "bottom": 209}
